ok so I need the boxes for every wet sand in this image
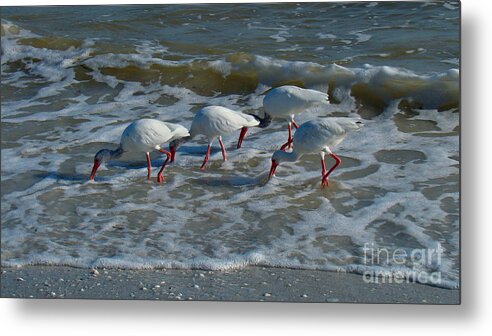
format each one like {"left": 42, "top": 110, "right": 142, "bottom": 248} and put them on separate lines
{"left": 1, "top": 266, "right": 459, "bottom": 304}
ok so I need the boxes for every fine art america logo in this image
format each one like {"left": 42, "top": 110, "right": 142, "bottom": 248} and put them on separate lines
{"left": 362, "top": 243, "right": 444, "bottom": 285}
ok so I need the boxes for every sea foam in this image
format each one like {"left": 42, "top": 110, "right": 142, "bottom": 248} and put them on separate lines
{"left": 1, "top": 18, "right": 459, "bottom": 289}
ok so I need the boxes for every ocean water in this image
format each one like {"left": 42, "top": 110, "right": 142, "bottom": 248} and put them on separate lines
{"left": 1, "top": 2, "right": 460, "bottom": 289}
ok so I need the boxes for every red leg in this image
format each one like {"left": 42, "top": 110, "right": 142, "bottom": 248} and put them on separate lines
{"left": 321, "top": 156, "right": 328, "bottom": 188}
{"left": 292, "top": 120, "right": 299, "bottom": 129}
{"left": 322, "top": 153, "right": 342, "bottom": 188}
{"left": 218, "top": 136, "right": 227, "bottom": 161}
{"left": 200, "top": 144, "right": 212, "bottom": 170}
{"left": 237, "top": 127, "right": 248, "bottom": 149}
{"left": 146, "top": 152, "right": 152, "bottom": 180}
{"left": 157, "top": 148, "right": 172, "bottom": 183}
{"left": 280, "top": 122, "right": 293, "bottom": 151}
{"left": 320, "top": 158, "right": 328, "bottom": 187}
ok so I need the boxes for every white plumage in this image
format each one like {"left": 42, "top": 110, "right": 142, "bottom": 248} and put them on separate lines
{"left": 290, "top": 118, "right": 354, "bottom": 154}
{"left": 120, "top": 119, "right": 189, "bottom": 153}
{"left": 90, "top": 119, "right": 189, "bottom": 183}
{"left": 170, "top": 105, "right": 269, "bottom": 170}
{"left": 263, "top": 85, "right": 330, "bottom": 150}
{"left": 268, "top": 118, "right": 362, "bottom": 188}
{"left": 189, "top": 106, "right": 259, "bottom": 140}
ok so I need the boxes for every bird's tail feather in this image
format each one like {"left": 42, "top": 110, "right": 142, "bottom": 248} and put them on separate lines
{"left": 248, "top": 112, "right": 272, "bottom": 128}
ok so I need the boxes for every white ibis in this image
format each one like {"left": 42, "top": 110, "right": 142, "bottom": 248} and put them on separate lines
{"left": 268, "top": 118, "right": 363, "bottom": 188}
{"left": 263, "top": 85, "right": 330, "bottom": 150}
{"left": 169, "top": 105, "right": 270, "bottom": 170}
{"left": 89, "top": 119, "right": 189, "bottom": 183}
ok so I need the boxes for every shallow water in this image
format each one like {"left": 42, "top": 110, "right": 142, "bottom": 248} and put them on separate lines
{"left": 1, "top": 2, "right": 460, "bottom": 289}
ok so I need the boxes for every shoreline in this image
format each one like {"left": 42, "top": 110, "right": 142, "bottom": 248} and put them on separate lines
{"left": 1, "top": 266, "right": 459, "bottom": 304}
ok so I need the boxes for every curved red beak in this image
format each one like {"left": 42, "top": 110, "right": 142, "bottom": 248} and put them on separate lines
{"left": 268, "top": 159, "right": 279, "bottom": 180}
{"left": 169, "top": 145, "right": 176, "bottom": 163}
{"left": 89, "top": 160, "right": 101, "bottom": 180}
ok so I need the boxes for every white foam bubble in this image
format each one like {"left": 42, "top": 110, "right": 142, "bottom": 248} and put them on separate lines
{"left": 316, "top": 33, "right": 337, "bottom": 40}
